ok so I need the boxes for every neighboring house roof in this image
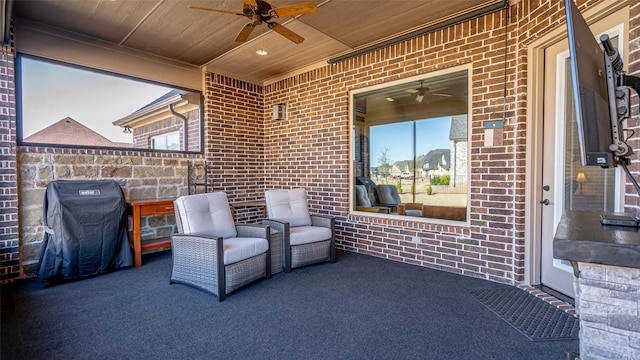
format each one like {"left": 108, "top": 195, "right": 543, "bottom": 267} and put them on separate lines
{"left": 393, "top": 160, "right": 415, "bottom": 172}
{"left": 136, "top": 89, "right": 186, "bottom": 112}
{"left": 24, "top": 117, "right": 130, "bottom": 147}
{"left": 421, "top": 149, "right": 451, "bottom": 171}
{"left": 449, "top": 115, "right": 468, "bottom": 140}
{"left": 112, "top": 89, "right": 200, "bottom": 128}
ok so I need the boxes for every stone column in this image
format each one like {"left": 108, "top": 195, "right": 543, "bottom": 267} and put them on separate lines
{"left": 576, "top": 263, "right": 640, "bottom": 359}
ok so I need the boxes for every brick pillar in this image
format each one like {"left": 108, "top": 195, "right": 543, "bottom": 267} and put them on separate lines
{"left": 0, "top": 47, "right": 19, "bottom": 282}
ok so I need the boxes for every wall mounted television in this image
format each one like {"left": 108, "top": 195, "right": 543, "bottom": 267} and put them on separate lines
{"left": 564, "top": 0, "right": 640, "bottom": 196}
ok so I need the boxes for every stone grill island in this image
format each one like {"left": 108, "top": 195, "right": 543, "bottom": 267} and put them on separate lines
{"left": 554, "top": 210, "right": 640, "bottom": 359}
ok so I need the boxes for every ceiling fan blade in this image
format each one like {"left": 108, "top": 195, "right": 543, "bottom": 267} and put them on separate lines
{"left": 270, "top": 2, "right": 318, "bottom": 18}
{"left": 187, "top": 6, "right": 244, "bottom": 16}
{"left": 235, "top": 23, "right": 256, "bottom": 42}
{"left": 244, "top": 0, "right": 259, "bottom": 7}
{"left": 268, "top": 22, "right": 304, "bottom": 44}
{"left": 433, "top": 93, "right": 453, "bottom": 97}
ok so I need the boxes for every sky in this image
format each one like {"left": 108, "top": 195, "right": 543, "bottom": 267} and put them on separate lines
{"left": 369, "top": 116, "right": 452, "bottom": 166}
{"left": 21, "top": 58, "right": 173, "bottom": 143}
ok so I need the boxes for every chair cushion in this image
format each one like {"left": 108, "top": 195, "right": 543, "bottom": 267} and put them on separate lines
{"left": 175, "top": 192, "right": 237, "bottom": 239}
{"left": 355, "top": 185, "right": 371, "bottom": 207}
{"left": 265, "top": 188, "right": 312, "bottom": 227}
{"left": 376, "top": 185, "right": 401, "bottom": 206}
{"left": 289, "top": 226, "right": 333, "bottom": 246}
{"left": 223, "top": 237, "right": 269, "bottom": 265}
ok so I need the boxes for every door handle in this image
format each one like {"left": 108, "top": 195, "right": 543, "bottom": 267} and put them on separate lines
{"left": 539, "top": 199, "right": 550, "bottom": 205}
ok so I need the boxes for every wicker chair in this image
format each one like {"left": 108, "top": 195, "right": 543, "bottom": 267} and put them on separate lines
{"left": 262, "top": 188, "right": 335, "bottom": 272}
{"left": 171, "top": 191, "right": 271, "bottom": 301}
{"left": 375, "top": 184, "right": 424, "bottom": 216}
{"left": 355, "top": 185, "right": 390, "bottom": 213}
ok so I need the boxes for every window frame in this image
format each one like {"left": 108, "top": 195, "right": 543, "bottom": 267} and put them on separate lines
{"left": 349, "top": 65, "right": 472, "bottom": 224}
{"left": 151, "top": 131, "right": 181, "bottom": 150}
{"left": 15, "top": 53, "right": 204, "bottom": 154}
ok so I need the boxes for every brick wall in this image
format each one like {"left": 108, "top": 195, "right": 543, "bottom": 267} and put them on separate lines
{"left": 261, "top": 7, "right": 518, "bottom": 283}
{"left": 254, "top": 0, "right": 637, "bottom": 285}
{"left": 203, "top": 73, "right": 266, "bottom": 222}
{"left": 0, "top": 48, "right": 18, "bottom": 283}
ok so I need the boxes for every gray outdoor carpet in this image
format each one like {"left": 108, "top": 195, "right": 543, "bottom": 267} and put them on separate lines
{"left": 469, "top": 288, "right": 580, "bottom": 341}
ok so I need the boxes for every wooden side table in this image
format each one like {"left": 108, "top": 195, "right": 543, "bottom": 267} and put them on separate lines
{"left": 127, "top": 198, "right": 175, "bottom": 267}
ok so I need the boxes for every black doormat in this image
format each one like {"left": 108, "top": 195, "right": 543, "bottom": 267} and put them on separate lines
{"left": 469, "top": 288, "right": 580, "bottom": 341}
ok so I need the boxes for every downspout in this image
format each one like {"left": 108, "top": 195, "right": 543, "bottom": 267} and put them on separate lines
{"left": 169, "top": 104, "right": 188, "bottom": 151}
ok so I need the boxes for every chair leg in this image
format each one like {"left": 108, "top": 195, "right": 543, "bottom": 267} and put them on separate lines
{"left": 330, "top": 244, "right": 336, "bottom": 263}
{"left": 284, "top": 246, "right": 292, "bottom": 273}
{"left": 266, "top": 246, "right": 272, "bottom": 279}
{"left": 284, "top": 229, "right": 292, "bottom": 273}
{"left": 217, "top": 240, "right": 226, "bottom": 302}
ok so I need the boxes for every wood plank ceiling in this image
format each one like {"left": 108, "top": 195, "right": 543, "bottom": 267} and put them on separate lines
{"left": 13, "top": 0, "right": 506, "bottom": 84}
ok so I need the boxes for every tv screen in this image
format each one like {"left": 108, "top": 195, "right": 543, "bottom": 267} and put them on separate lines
{"left": 565, "top": 0, "right": 615, "bottom": 167}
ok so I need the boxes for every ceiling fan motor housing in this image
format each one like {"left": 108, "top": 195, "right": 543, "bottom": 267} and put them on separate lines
{"left": 245, "top": 1, "right": 273, "bottom": 21}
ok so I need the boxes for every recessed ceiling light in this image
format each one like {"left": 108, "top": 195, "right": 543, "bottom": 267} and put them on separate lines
{"left": 386, "top": 97, "right": 395, "bottom": 102}
{"left": 256, "top": 49, "right": 268, "bottom": 56}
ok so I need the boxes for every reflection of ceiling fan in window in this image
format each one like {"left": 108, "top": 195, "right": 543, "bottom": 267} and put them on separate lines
{"left": 406, "top": 80, "right": 452, "bottom": 102}
{"left": 188, "top": 0, "right": 318, "bottom": 44}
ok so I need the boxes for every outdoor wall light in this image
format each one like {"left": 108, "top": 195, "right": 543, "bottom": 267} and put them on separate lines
{"left": 273, "top": 103, "right": 287, "bottom": 121}
{"left": 122, "top": 126, "right": 132, "bottom": 134}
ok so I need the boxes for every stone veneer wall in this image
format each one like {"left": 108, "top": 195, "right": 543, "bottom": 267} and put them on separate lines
{"left": 17, "top": 148, "right": 202, "bottom": 275}
{"left": 575, "top": 263, "right": 640, "bottom": 359}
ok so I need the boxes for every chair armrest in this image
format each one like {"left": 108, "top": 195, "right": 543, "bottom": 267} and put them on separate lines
{"left": 235, "top": 223, "right": 272, "bottom": 278}
{"left": 261, "top": 219, "right": 289, "bottom": 234}
{"left": 373, "top": 203, "right": 397, "bottom": 213}
{"left": 171, "top": 232, "right": 222, "bottom": 243}
{"left": 310, "top": 214, "right": 336, "bottom": 264}
{"left": 170, "top": 232, "right": 225, "bottom": 296}
{"left": 356, "top": 206, "right": 390, "bottom": 214}
{"left": 236, "top": 223, "right": 270, "bottom": 239}
{"left": 310, "top": 214, "right": 334, "bottom": 230}
{"left": 170, "top": 233, "right": 224, "bottom": 266}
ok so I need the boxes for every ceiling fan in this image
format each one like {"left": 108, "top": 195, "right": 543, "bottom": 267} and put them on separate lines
{"left": 406, "top": 81, "right": 452, "bottom": 103}
{"left": 189, "top": 0, "right": 318, "bottom": 44}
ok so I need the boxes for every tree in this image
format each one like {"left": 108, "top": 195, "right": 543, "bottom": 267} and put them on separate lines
{"left": 377, "top": 146, "right": 393, "bottom": 182}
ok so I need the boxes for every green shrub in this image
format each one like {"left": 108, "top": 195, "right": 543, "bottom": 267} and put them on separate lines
{"left": 430, "top": 174, "right": 451, "bottom": 185}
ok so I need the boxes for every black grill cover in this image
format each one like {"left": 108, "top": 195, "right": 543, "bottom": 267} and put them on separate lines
{"left": 37, "top": 180, "right": 133, "bottom": 282}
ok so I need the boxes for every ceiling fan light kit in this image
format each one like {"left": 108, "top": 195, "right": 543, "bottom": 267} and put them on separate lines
{"left": 189, "top": 0, "right": 317, "bottom": 44}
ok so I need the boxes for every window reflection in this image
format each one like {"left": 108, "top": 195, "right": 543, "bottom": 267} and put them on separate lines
{"left": 352, "top": 69, "right": 469, "bottom": 221}
{"left": 18, "top": 55, "right": 202, "bottom": 152}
